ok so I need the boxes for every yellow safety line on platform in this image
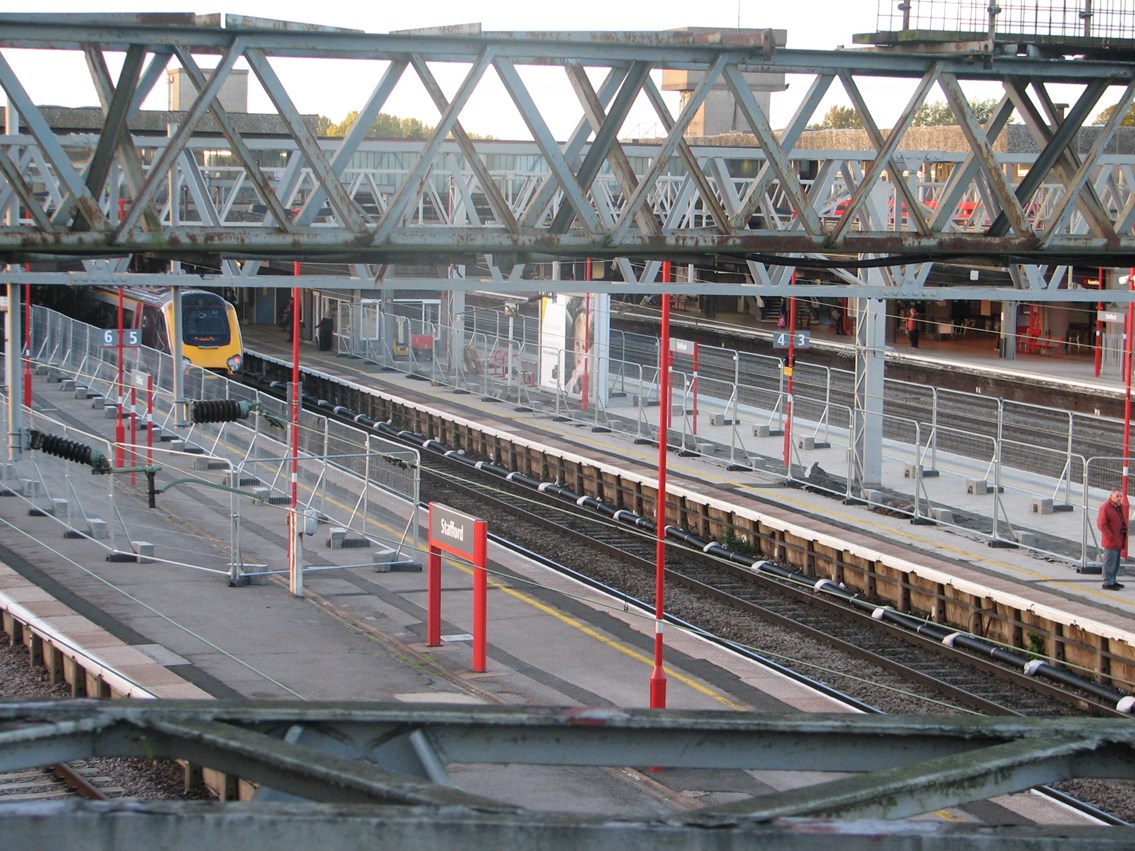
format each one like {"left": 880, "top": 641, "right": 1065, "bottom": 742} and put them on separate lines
{"left": 447, "top": 560, "right": 748, "bottom": 711}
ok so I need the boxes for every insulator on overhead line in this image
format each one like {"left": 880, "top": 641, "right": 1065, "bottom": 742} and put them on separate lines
{"left": 191, "top": 400, "right": 251, "bottom": 424}
{"left": 27, "top": 429, "right": 110, "bottom": 473}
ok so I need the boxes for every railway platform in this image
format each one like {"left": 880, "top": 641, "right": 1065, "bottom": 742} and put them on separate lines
{"left": 241, "top": 322, "right": 1135, "bottom": 657}
{"left": 0, "top": 347, "right": 857, "bottom": 816}
{"left": 0, "top": 327, "right": 1127, "bottom": 836}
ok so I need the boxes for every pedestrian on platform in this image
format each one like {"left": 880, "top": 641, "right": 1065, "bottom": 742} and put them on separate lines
{"left": 1097, "top": 488, "right": 1128, "bottom": 590}
{"left": 831, "top": 304, "right": 845, "bottom": 335}
{"left": 905, "top": 305, "right": 919, "bottom": 348}
{"left": 280, "top": 298, "right": 295, "bottom": 342}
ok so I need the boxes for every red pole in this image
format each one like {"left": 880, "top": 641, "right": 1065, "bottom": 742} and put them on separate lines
{"left": 651, "top": 261, "right": 672, "bottom": 709}
{"left": 427, "top": 536, "right": 442, "bottom": 646}
{"left": 472, "top": 519, "right": 488, "bottom": 673}
{"left": 289, "top": 263, "right": 301, "bottom": 592}
{"left": 115, "top": 287, "right": 125, "bottom": 468}
{"left": 1123, "top": 271, "right": 1133, "bottom": 556}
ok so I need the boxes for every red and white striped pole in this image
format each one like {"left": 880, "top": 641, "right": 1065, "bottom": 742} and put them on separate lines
{"left": 115, "top": 287, "right": 125, "bottom": 468}
{"left": 651, "top": 261, "right": 672, "bottom": 709}
{"left": 289, "top": 265, "right": 302, "bottom": 596}
{"left": 1122, "top": 269, "right": 1133, "bottom": 556}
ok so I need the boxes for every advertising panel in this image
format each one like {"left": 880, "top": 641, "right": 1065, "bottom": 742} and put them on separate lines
{"left": 538, "top": 293, "right": 610, "bottom": 403}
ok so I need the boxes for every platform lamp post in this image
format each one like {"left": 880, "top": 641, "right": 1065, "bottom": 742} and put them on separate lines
{"left": 289, "top": 265, "right": 302, "bottom": 596}
{"left": 651, "top": 260, "right": 672, "bottom": 709}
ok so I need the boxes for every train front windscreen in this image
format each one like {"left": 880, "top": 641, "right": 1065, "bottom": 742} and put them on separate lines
{"left": 181, "top": 293, "right": 233, "bottom": 346}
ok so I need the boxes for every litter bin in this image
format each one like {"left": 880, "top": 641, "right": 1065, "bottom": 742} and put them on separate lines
{"left": 317, "top": 317, "right": 334, "bottom": 351}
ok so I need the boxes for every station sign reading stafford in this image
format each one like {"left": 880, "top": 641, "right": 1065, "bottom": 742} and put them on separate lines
{"left": 428, "top": 503, "right": 486, "bottom": 564}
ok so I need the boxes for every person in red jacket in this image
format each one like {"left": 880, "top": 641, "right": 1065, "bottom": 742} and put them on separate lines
{"left": 1097, "top": 489, "right": 1128, "bottom": 590}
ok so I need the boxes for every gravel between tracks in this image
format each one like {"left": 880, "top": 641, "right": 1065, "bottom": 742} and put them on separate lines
{"left": 477, "top": 496, "right": 1135, "bottom": 824}
{"left": 0, "top": 637, "right": 210, "bottom": 801}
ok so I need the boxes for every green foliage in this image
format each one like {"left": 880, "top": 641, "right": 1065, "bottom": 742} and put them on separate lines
{"left": 809, "top": 104, "right": 862, "bottom": 130}
{"left": 717, "top": 529, "right": 758, "bottom": 556}
{"left": 318, "top": 111, "right": 434, "bottom": 139}
{"left": 910, "top": 98, "right": 998, "bottom": 127}
{"left": 1093, "top": 103, "right": 1135, "bottom": 126}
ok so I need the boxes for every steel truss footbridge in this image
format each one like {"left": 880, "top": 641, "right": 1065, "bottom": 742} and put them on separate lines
{"left": 5, "top": 13, "right": 1135, "bottom": 302}
{"left": 5, "top": 15, "right": 1135, "bottom": 847}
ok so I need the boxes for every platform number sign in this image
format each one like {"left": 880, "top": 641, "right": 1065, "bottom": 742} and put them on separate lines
{"left": 101, "top": 329, "right": 141, "bottom": 347}
{"left": 773, "top": 330, "right": 810, "bottom": 349}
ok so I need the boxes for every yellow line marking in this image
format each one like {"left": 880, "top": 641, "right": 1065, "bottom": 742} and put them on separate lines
{"left": 448, "top": 560, "right": 747, "bottom": 710}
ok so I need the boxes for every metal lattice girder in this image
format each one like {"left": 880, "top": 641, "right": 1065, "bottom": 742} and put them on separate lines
{"left": 7, "top": 15, "right": 1135, "bottom": 278}
{"left": 2, "top": 700, "right": 1135, "bottom": 823}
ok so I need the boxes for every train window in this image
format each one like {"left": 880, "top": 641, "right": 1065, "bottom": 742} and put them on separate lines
{"left": 181, "top": 294, "right": 231, "bottom": 345}
{"left": 140, "top": 305, "right": 169, "bottom": 352}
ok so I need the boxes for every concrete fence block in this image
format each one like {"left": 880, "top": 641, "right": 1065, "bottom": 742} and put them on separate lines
{"left": 966, "top": 479, "right": 989, "bottom": 495}
{"left": 1029, "top": 497, "right": 1054, "bottom": 515}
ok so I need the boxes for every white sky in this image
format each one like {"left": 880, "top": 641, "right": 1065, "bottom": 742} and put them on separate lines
{"left": 2, "top": 2, "right": 1116, "bottom": 136}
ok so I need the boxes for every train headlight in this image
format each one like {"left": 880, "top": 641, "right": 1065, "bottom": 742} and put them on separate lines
{"left": 227, "top": 353, "right": 243, "bottom": 373}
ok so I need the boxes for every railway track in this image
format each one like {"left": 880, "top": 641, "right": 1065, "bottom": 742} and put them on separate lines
{"left": 420, "top": 452, "right": 1099, "bottom": 718}
{"left": 243, "top": 362, "right": 1116, "bottom": 719}
{"left": 0, "top": 763, "right": 114, "bottom": 802}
